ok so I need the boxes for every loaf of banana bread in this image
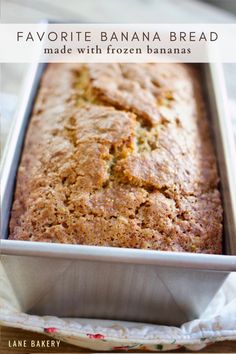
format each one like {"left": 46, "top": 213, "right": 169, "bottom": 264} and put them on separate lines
{"left": 9, "top": 63, "right": 223, "bottom": 253}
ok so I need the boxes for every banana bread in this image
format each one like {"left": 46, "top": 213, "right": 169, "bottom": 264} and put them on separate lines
{"left": 9, "top": 63, "right": 223, "bottom": 253}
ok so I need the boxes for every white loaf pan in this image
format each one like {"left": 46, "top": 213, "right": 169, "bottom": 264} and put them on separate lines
{"left": 1, "top": 63, "right": 236, "bottom": 326}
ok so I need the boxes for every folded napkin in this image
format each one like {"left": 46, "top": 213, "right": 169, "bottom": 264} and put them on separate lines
{"left": 0, "top": 263, "right": 235, "bottom": 351}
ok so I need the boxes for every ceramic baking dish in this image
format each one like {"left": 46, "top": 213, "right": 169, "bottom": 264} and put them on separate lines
{"left": 1, "top": 63, "right": 236, "bottom": 326}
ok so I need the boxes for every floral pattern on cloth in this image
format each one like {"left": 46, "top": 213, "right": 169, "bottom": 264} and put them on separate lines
{"left": 0, "top": 272, "right": 236, "bottom": 352}
{"left": 44, "top": 327, "right": 58, "bottom": 334}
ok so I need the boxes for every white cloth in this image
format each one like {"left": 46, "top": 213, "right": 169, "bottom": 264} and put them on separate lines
{"left": 0, "top": 263, "right": 235, "bottom": 351}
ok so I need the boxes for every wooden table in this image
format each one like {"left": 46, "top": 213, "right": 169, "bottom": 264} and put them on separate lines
{"left": 1, "top": 326, "right": 236, "bottom": 353}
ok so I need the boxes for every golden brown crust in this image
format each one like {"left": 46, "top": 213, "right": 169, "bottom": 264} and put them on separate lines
{"left": 9, "top": 63, "right": 223, "bottom": 253}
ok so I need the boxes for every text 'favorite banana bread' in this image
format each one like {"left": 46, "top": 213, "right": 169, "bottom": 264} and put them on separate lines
{"left": 9, "top": 63, "right": 223, "bottom": 253}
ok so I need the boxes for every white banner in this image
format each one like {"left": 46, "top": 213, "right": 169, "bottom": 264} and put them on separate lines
{"left": 0, "top": 23, "right": 236, "bottom": 63}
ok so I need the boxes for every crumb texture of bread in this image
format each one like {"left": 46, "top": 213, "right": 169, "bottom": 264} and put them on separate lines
{"left": 9, "top": 63, "right": 223, "bottom": 254}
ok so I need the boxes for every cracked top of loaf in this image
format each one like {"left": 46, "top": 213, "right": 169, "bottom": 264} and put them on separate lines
{"left": 9, "top": 63, "right": 223, "bottom": 253}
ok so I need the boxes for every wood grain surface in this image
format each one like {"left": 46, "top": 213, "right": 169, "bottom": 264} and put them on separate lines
{"left": 1, "top": 326, "right": 236, "bottom": 353}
